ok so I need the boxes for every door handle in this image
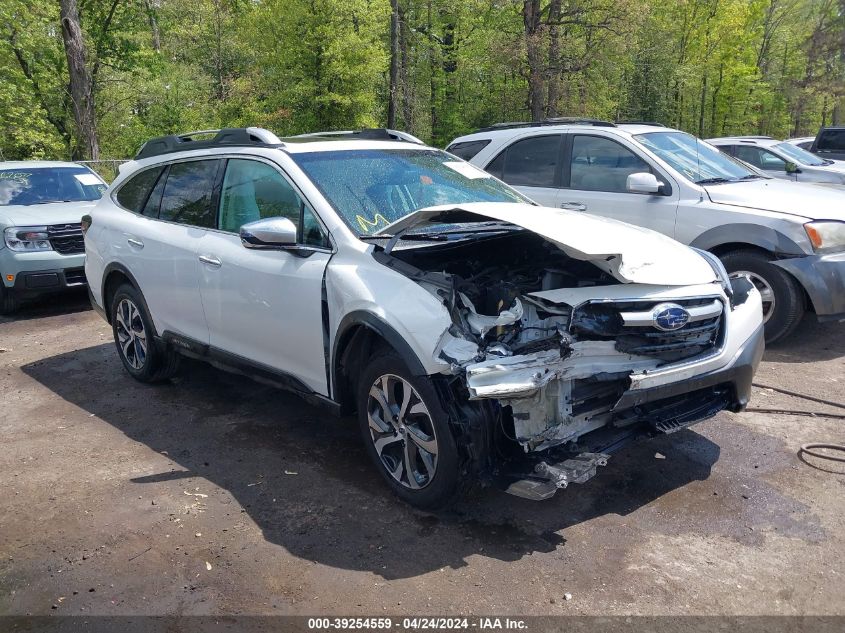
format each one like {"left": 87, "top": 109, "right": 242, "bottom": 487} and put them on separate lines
{"left": 127, "top": 237, "right": 144, "bottom": 249}
{"left": 198, "top": 254, "right": 222, "bottom": 268}
{"left": 560, "top": 202, "right": 587, "bottom": 212}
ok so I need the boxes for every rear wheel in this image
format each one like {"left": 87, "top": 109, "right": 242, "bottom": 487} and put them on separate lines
{"left": 110, "top": 284, "right": 180, "bottom": 382}
{"left": 357, "top": 351, "right": 464, "bottom": 509}
{"left": 720, "top": 249, "right": 805, "bottom": 343}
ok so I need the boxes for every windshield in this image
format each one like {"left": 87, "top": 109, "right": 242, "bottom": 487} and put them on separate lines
{"left": 291, "top": 149, "right": 527, "bottom": 235}
{"left": 775, "top": 142, "right": 826, "bottom": 166}
{"left": 0, "top": 167, "right": 106, "bottom": 206}
{"left": 634, "top": 131, "right": 756, "bottom": 184}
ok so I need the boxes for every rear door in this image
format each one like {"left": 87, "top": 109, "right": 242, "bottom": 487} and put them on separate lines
{"left": 559, "top": 133, "right": 679, "bottom": 237}
{"left": 114, "top": 159, "right": 218, "bottom": 344}
{"left": 196, "top": 157, "right": 333, "bottom": 395}
{"left": 484, "top": 134, "right": 563, "bottom": 207}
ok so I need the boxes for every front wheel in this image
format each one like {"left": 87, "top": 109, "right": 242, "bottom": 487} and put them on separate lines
{"left": 720, "top": 249, "right": 805, "bottom": 343}
{"left": 0, "top": 284, "right": 19, "bottom": 315}
{"left": 110, "top": 283, "right": 180, "bottom": 382}
{"left": 357, "top": 351, "right": 464, "bottom": 509}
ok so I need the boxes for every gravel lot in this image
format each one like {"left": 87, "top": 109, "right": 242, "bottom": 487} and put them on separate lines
{"left": 1, "top": 293, "right": 844, "bottom": 617}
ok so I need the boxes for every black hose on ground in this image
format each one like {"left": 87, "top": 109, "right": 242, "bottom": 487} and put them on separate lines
{"left": 751, "top": 382, "right": 845, "bottom": 411}
{"left": 798, "top": 443, "right": 845, "bottom": 463}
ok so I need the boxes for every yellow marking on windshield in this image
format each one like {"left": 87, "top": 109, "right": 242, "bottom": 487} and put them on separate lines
{"left": 356, "top": 213, "right": 390, "bottom": 233}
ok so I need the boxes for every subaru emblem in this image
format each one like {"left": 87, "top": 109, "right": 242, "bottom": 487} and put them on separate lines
{"left": 652, "top": 303, "right": 690, "bottom": 331}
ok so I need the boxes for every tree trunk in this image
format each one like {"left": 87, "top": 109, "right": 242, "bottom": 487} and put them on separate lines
{"left": 523, "top": 0, "right": 544, "bottom": 122}
{"left": 144, "top": 0, "right": 161, "bottom": 52}
{"left": 399, "top": 2, "right": 413, "bottom": 130}
{"left": 545, "top": 0, "right": 561, "bottom": 117}
{"left": 387, "top": 0, "right": 400, "bottom": 128}
{"left": 59, "top": 0, "right": 99, "bottom": 160}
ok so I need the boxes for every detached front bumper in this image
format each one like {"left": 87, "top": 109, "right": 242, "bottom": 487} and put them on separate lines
{"left": 774, "top": 252, "right": 845, "bottom": 321}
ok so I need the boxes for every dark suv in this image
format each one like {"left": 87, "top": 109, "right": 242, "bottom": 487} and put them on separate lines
{"left": 810, "top": 127, "right": 845, "bottom": 160}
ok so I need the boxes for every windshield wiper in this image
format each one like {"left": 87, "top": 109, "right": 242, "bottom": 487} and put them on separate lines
{"left": 29, "top": 199, "right": 74, "bottom": 205}
{"left": 738, "top": 174, "right": 764, "bottom": 180}
{"left": 695, "top": 177, "right": 733, "bottom": 185}
{"left": 359, "top": 233, "right": 448, "bottom": 242}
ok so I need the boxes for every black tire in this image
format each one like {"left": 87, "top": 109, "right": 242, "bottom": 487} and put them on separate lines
{"left": 0, "top": 284, "right": 19, "bottom": 315}
{"left": 110, "top": 283, "right": 180, "bottom": 382}
{"left": 357, "top": 351, "right": 465, "bottom": 509}
{"left": 720, "top": 249, "right": 805, "bottom": 343}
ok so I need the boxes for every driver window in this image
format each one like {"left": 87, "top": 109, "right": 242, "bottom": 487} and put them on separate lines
{"left": 570, "top": 135, "right": 652, "bottom": 193}
{"left": 219, "top": 159, "right": 329, "bottom": 247}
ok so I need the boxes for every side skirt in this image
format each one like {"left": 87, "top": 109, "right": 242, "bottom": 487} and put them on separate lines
{"left": 159, "top": 331, "right": 342, "bottom": 416}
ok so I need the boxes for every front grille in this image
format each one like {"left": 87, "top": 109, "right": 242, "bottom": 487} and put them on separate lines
{"left": 572, "top": 298, "right": 724, "bottom": 364}
{"left": 48, "top": 223, "right": 84, "bottom": 255}
{"left": 616, "top": 298, "right": 723, "bottom": 363}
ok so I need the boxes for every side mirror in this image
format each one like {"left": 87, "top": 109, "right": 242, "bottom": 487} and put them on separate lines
{"left": 785, "top": 161, "right": 801, "bottom": 174}
{"left": 240, "top": 217, "right": 297, "bottom": 249}
{"left": 626, "top": 172, "right": 661, "bottom": 194}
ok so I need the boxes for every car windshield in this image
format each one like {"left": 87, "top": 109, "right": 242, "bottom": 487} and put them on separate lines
{"left": 291, "top": 149, "right": 527, "bottom": 235}
{"left": 775, "top": 141, "right": 826, "bottom": 166}
{"left": 634, "top": 131, "right": 756, "bottom": 184}
{"left": 0, "top": 167, "right": 106, "bottom": 206}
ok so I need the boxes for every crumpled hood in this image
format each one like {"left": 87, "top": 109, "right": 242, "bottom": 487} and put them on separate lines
{"left": 704, "top": 179, "right": 845, "bottom": 220}
{"left": 0, "top": 200, "right": 97, "bottom": 227}
{"left": 375, "top": 202, "right": 717, "bottom": 286}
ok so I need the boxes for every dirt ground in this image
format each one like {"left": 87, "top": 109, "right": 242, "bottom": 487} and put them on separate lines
{"left": 1, "top": 292, "right": 843, "bottom": 618}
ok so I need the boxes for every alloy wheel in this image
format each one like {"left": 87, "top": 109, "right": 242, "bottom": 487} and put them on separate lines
{"left": 115, "top": 298, "right": 148, "bottom": 370}
{"left": 730, "top": 270, "right": 775, "bottom": 323}
{"left": 366, "top": 374, "right": 439, "bottom": 490}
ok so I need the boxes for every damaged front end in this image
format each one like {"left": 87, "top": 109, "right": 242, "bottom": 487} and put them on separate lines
{"left": 374, "top": 207, "right": 763, "bottom": 500}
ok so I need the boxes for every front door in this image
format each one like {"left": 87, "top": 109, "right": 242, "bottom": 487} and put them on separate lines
{"left": 560, "top": 134, "right": 679, "bottom": 237}
{"left": 197, "top": 157, "right": 333, "bottom": 395}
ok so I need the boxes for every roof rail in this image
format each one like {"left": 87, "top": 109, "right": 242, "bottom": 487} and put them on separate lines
{"left": 615, "top": 120, "right": 665, "bottom": 127}
{"left": 135, "top": 127, "right": 284, "bottom": 160}
{"left": 474, "top": 117, "right": 616, "bottom": 133}
{"left": 290, "top": 128, "right": 425, "bottom": 144}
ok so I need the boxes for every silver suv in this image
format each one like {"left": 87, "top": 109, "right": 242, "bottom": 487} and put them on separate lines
{"left": 450, "top": 120, "right": 845, "bottom": 342}
{"left": 84, "top": 128, "right": 763, "bottom": 508}
{"left": 1, "top": 161, "right": 106, "bottom": 313}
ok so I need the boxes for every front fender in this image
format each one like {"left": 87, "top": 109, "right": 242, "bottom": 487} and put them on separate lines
{"left": 690, "top": 223, "right": 808, "bottom": 256}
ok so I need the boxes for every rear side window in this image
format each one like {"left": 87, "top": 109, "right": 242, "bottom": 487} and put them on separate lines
{"left": 159, "top": 160, "right": 220, "bottom": 228}
{"left": 446, "top": 139, "right": 491, "bottom": 161}
{"left": 817, "top": 130, "right": 845, "bottom": 151}
{"left": 115, "top": 167, "right": 164, "bottom": 213}
{"left": 497, "top": 135, "right": 562, "bottom": 187}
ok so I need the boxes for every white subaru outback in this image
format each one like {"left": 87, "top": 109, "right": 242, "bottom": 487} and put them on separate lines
{"left": 84, "top": 128, "right": 764, "bottom": 508}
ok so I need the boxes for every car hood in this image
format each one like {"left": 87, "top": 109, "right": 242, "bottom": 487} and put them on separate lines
{"left": 704, "top": 179, "right": 845, "bottom": 220}
{"left": 0, "top": 200, "right": 98, "bottom": 227}
{"left": 374, "top": 202, "right": 717, "bottom": 286}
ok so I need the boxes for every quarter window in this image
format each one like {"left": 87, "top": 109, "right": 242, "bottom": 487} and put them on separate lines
{"left": 570, "top": 135, "right": 652, "bottom": 193}
{"left": 115, "top": 167, "right": 164, "bottom": 213}
{"left": 446, "top": 139, "right": 491, "bottom": 161}
{"left": 159, "top": 160, "right": 220, "bottom": 228}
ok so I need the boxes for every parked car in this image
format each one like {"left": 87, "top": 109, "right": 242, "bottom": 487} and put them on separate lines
{"left": 0, "top": 161, "right": 107, "bottom": 314}
{"left": 450, "top": 119, "right": 845, "bottom": 342}
{"left": 85, "top": 127, "right": 764, "bottom": 508}
{"left": 707, "top": 136, "right": 845, "bottom": 183}
{"left": 808, "top": 126, "right": 845, "bottom": 161}
{"left": 785, "top": 136, "right": 816, "bottom": 151}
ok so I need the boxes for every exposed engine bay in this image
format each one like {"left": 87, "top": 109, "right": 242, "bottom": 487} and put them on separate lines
{"left": 376, "top": 229, "right": 730, "bottom": 457}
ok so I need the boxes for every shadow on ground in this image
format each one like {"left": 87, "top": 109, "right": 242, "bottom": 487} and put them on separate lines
{"left": 763, "top": 316, "right": 845, "bottom": 363}
{"left": 0, "top": 289, "right": 90, "bottom": 324}
{"left": 22, "top": 343, "right": 721, "bottom": 580}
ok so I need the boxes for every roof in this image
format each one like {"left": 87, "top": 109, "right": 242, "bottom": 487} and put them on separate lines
{"left": 0, "top": 160, "right": 89, "bottom": 169}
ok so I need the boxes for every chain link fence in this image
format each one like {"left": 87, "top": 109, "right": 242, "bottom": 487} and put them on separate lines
{"left": 74, "top": 159, "right": 128, "bottom": 183}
